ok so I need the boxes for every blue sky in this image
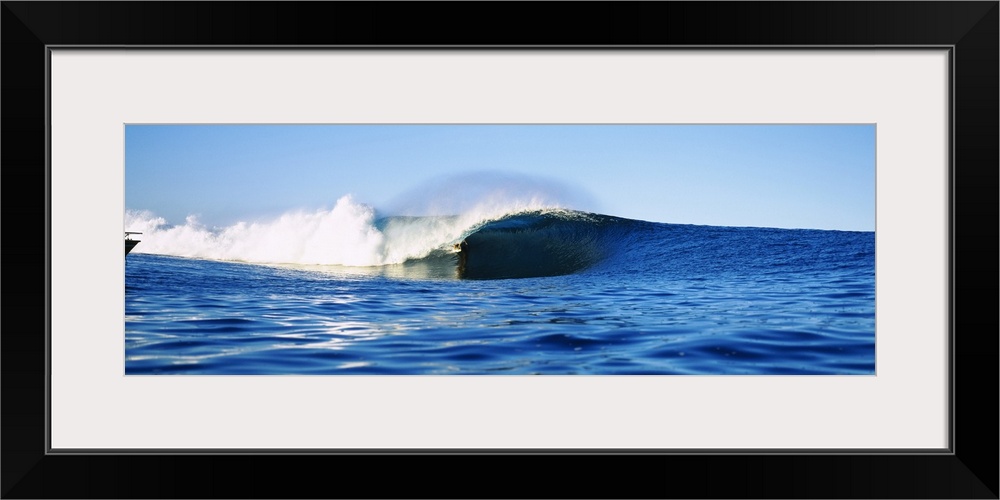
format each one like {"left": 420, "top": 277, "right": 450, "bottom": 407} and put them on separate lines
{"left": 125, "top": 124, "right": 875, "bottom": 231}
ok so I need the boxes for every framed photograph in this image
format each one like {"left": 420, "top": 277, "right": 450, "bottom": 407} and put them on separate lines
{"left": 5, "top": 2, "right": 996, "bottom": 498}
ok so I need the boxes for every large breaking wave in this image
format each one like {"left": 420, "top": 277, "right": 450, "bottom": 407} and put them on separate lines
{"left": 125, "top": 195, "right": 637, "bottom": 279}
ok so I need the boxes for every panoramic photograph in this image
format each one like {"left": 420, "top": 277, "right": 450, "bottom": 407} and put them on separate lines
{"left": 124, "top": 124, "right": 875, "bottom": 375}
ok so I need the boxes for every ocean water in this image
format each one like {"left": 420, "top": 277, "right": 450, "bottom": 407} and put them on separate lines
{"left": 125, "top": 199, "right": 875, "bottom": 375}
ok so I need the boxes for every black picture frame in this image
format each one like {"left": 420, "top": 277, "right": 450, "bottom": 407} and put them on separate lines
{"left": 3, "top": 2, "right": 997, "bottom": 498}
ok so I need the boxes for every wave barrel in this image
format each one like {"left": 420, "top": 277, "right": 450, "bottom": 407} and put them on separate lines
{"left": 455, "top": 211, "right": 626, "bottom": 280}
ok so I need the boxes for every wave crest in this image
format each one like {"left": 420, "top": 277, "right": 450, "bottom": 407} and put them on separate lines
{"left": 125, "top": 195, "right": 570, "bottom": 267}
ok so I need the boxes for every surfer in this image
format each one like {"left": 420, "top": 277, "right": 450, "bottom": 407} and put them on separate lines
{"left": 455, "top": 240, "right": 468, "bottom": 277}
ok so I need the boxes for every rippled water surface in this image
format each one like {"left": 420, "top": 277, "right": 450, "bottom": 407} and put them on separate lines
{"left": 126, "top": 218, "right": 875, "bottom": 375}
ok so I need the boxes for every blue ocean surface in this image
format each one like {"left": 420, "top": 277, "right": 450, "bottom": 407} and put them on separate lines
{"left": 125, "top": 208, "right": 875, "bottom": 375}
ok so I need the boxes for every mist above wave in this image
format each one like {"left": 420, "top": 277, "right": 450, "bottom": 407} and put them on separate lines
{"left": 381, "top": 171, "right": 601, "bottom": 217}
